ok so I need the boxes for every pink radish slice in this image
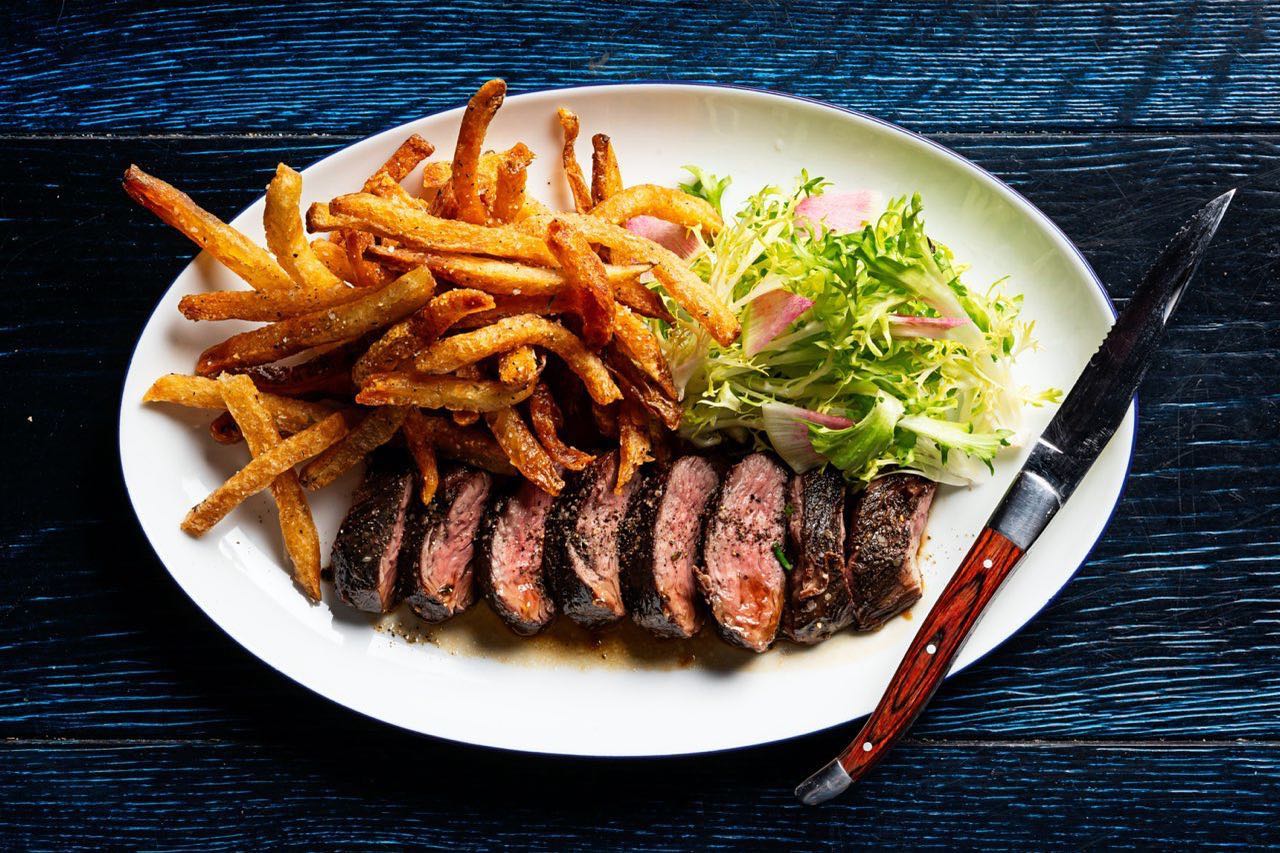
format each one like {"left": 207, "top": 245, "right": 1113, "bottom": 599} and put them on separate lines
{"left": 623, "top": 215, "right": 699, "bottom": 258}
{"left": 742, "top": 289, "right": 814, "bottom": 356}
{"left": 888, "top": 314, "right": 971, "bottom": 339}
{"left": 761, "top": 402, "right": 853, "bottom": 474}
{"left": 795, "top": 190, "right": 883, "bottom": 234}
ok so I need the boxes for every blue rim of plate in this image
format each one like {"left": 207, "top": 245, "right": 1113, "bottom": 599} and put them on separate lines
{"left": 117, "top": 81, "right": 1138, "bottom": 754}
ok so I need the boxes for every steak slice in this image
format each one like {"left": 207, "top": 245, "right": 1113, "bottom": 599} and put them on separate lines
{"left": 619, "top": 455, "right": 720, "bottom": 639}
{"left": 330, "top": 450, "right": 415, "bottom": 613}
{"left": 402, "top": 466, "right": 494, "bottom": 623}
{"left": 846, "top": 473, "right": 937, "bottom": 630}
{"left": 479, "top": 479, "right": 557, "bottom": 636}
{"left": 697, "top": 452, "right": 789, "bottom": 652}
{"left": 783, "top": 465, "right": 854, "bottom": 644}
{"left": 543, "top": 452, "right": 639, "bottom": 628}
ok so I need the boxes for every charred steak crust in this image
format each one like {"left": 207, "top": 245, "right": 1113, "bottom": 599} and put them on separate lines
{"left": 401, "top": 466, "right": 494, "bottom": 623}
{"left": 696, "top": 452, "right": 790, "bottom": 653}
{"left": 846, "top": 473, "right": 937, "bottom": 631}
{"left": 618, "top": 456, "right": 720, "bottom": 639}
{"left": 542, "top": 453, "right": 634, "bottom": 629}
{"left": 783, "top": 465, "right": 855, "bottom": 644}
{"left": 478, "top": 479, "right": 557, "bottom": 636}
{"left": 331, "top": 449, "right": 415, "bottom": 613}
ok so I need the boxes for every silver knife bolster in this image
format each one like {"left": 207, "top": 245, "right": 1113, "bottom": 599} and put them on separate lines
{"left": 987, "top": 439, "right": 1067, "bottom": 550}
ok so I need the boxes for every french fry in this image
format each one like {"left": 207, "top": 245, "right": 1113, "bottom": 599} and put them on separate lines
{"left": 528, "top": 382, "right": 594, "bottom": 471}
{"left": 365, "top": 171, "right": 429, "bottom": 210}
{"left": 485, "top": 407, "right": 564, "bottom": 495}
{"left": 312, "top": 238, "right": 358, "bottom": 284}
{"left": 196, "top": 267, "right": 436, "bottom": 375}
{"left": 123, "top": 165, "right": 295, "bottom": 292}
{"left": 217, "top": 374, "right": 322, "bottom": 600}
{"left": 299, "top": 406, "right": 408, "bottom": 491}
{"left": 611, "top": 305, "right": 676, "bottom": 398}
{"left": 350, "top": 320, "right": 423, "bottom": 385}
{"left": 556, "top": 108, "right": 592, "bottom": 213}
{"left": 342, "top": 228, "right": 394, "bottom": 288}
{"left": 590, "top": 134, "right": 622, "bottom": 204}
{"left": 407, "top": 288, "right": 497, "bottom": 344}
{"left": 604, "top": 344, "right": 682, "bottom": 431}
{"left": 364, "top": 134, "right": 435, "bottom": 190}
{"left": 210, "top": 411, "right": 243, "bottom": 444}
{"left": 491, "top": 142, "right": 534, "bottom": 224}
{"left": 233, "top": 340, "right": 362, "bottom": 397}
{"left": 547, "top": 218, "right": 616, "bottom": 348}
{"left": 401, "top": 409, "right": 441, "bottom": 504}
{"left": 411, "top": 412, "right": 517, "bottom": 474}
{"left": 181, "top": 412, "right": 349, "bottom": 535}
{"left": 413, "top": 314, "right": 621, "bottom": 405}
{"left": 265, "top": 164, "right": 347, "bottom": 291}
{"left": 497, "top": 345, "right": 539, "bottom": 386}
{"left": 451, "top": 365, "right": 482, "bottom": 427}
{"left": 588, "top": 184, "right": 723, "bottom": 235}
{"left": 318, "top": 193, "right": 557, "bottom": 266}
{"left": 431, "top": 294, "right": 565, "bottom": 330}
{"left": 144, "top": 374, "right": 335, "bottom": 434}
{"left": 616, "top": 400, "right": 653, "bottom": 493}
{"left": 356, "top": 372, "right": 538, "bottom": 411}
{"left": 452, "top": 79, "right": 507, "bottom": 224}
{"left": 421, "top": 161, "right": 453, "bottom": 197}
{"left": 178, "top": 286, "right": 364, "bottom": 322}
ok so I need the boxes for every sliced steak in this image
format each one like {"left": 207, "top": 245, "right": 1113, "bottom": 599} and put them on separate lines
{"left": 697, "top": 453, "right": 789, "bottom": 652}
{"left": 783, "top": 465, "right": 854, "bottom": 644}
{"left": 479, "top": 479, "right": 557, "bottom": 636}
{"left": 402, "top": 466, "right": 494, "bottom": 623}
{"left": 846, "top": 473, "right": 937, "bottom": 631}
{"left": 619, "top": 455, "right": 720, "bottom": 639}
{"left": 330, "top": 450, "right": 415, "bottom": 613}
{"left": 543, "top": 452, "right": 639, "bottom": 628}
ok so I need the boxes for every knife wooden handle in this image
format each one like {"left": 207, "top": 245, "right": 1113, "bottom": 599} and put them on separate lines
{"left": 797, "top": 526, "right": 1024, "bottom": 804}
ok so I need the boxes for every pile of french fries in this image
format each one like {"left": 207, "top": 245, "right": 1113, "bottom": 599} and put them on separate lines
{"left": 132, "top": 78, "right": 739, "bottom": 602}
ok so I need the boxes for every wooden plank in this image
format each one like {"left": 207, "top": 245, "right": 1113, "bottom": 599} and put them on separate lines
{"left": 1, "top": 739, "right": 1277, "bottom": 847}
{"left": 2, "top": 1, "right": 1280, "bottom": 134}
{"left": 0, "top": 134, "right": 1276, "bottom": 745}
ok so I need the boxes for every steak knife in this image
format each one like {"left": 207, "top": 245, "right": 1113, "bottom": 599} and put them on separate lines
{"left": 796, "top": 189, "right": 1235, "bottom": 806}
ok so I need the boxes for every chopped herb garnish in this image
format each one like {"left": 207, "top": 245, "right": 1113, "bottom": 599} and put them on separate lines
{"left": 773, "top": 542, "right": 792, "bottom": 571}
{"left": 783, "top": 503, "right": 795, "bottom": 518}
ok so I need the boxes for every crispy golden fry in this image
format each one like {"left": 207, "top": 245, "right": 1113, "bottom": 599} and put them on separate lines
{"left": 317, "top": 194, "right": 557, "bottom": 266}
{"left": 547, "top": 218, "right": 616, "bottom": 349}
{"left": 196, "top": 267, "right": 436, "bottom": 375}
{"left": 365, "top": 134, "right": 435, "bottom": 191}
{"left": 414, "top": 314, "right": 621, "bottom": 405}
{"left": 556, "top": 108, "right": 592, "bottom": 213}
{"left": 616, "top": 400, "right": 653, "bottom": 493}
{"left": 401, "top": 409, "right": 440, "bottom": 504}
{"left": 604, "top": 344, "right": 682, "bottom": 431}
{"left": 210, "top": 411, "right": 243, "bottom": 444}
{"left": 356, "top": 372, "right": 538, "bottom": 411}
{"left": 144, "top": 374, "right": 335, "bottom": 434}
{"left": 611, "top": 305, "right": 676, "bottom": 398}
{"left": 589, "top": 184, "right": 723, "bottom": 235}
{"left": 365, "top": 171, "right": 429, "bottom": 209}
{"left": 342, "top": 228, "right": 394, "bottom": 288}
{"left": 590, "top": 133, "right": 622, "bottom": 205}
{"left": 545, "top": 213, "right": 738, "bottom": 346}
{"left": 411, "top": 412, "right": 517, "bottom": 475}
{"left": 265, "top": 164, "right": 347, "bottom": 291}
{"left": 350, "top": 320, "right": 422, "bottom": 384}
{"left": 452, "top": 79, "right": 507, "bottom": 224}
{"left": 448, "top": 294, "right": 564, "bottom": 329}
{"left": 407, "top": 288, "right": 496, "bottom": 342}
{"left": 299, "top": 406, "right": 408, "bottom": 491}
{"left": 178, "top": 286, "right": 363, "bottom": 322}
{"left": 181, "top": 412, "right": 349, "bottom": 535}
{"left": 486, "top": 407, "right": 564, "bottom": 495}
{"left": 217, "top": 374, "right": 322, "bottom": 600}
{"left": 123, "top": 165, "right": 295, "bottom": 292}
{"left": 497, "top": 345, "right": 539, "bottom": 386}
{"left": 451, "top": 366, "right": 483, "bottom": 426}
{"left": 421, "top": 161, "right": 453, "bottom": 196}
{"left": 491, "top": 142, "right": 535, "bottom": 224}
{"left": 528, "top": 381, "right": 594, "bottom": 471}
{"left": 311, "top": 238, "right": 358, "bottom": 284}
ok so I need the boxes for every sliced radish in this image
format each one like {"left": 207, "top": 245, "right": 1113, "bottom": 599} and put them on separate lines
{"left": 741, "top": 289, "right": 814, "bottom": 356}
{"left": 761, "top": 401, "right": 852, "bottom": 474}
{"left": 795, "top": 190, "right": 883, "bottom": 234}
{"left": 888, "top": 314, "right": 971, "bottom": 339}
{"left": 623, "top": 215, "right": 699, "bottom": 258}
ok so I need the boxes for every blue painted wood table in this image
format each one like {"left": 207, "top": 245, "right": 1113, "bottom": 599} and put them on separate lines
{"left": 2, "top": 1, "right": 1277, "bottom": 848}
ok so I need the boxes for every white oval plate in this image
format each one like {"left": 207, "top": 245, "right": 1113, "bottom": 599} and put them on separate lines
{"left": 120, "top": 84, "right": 1132, "bottom": 757}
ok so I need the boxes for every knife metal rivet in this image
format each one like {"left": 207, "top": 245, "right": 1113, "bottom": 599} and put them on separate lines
{"left": 862, "top": 742, "right": 873, "bottom": 752}
{"left": 926, "top": 644, "right": 937, "bottom": 655}
{"left": 982, "top": 558, "right": 993, "bottom": 568}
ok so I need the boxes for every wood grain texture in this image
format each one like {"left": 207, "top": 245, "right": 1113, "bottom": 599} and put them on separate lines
{"left": 3, "top": 0, "right": 1280, "bottom": 134}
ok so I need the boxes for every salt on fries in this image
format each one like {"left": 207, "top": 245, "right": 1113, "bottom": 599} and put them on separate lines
{"left": 129, "top": 78, "right": 739, "bottom": 600}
